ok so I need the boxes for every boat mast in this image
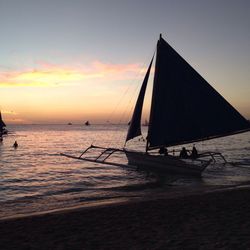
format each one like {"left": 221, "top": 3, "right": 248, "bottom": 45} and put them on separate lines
{"left": 146, "top": 34, "right": 161, "bottom": 153}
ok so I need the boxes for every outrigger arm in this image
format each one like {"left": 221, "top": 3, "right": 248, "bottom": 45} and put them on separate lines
{"left": 60, "top": 145, "right": 135, "bottom": 169}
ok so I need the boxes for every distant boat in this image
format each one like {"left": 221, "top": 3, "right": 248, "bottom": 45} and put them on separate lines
{"left": 62, "top": 34, "right": 250, "bottom": 176}
{"left": 85, "top": 121, "right": 90, "bottom": 126}
{"left": 0, "top": 111, "right": 7, "bottom": 135}
{"left": 68, "top": 122, "right": 72, "bottom": 125}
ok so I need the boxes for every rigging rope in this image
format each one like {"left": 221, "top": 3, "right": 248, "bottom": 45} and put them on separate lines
{"left": 90, "top": 45, "right": 156, "bottom": 149}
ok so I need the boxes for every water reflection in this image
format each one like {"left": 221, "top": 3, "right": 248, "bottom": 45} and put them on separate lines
{"left": 0, "top": 125, "right": 249, "bottom": 218}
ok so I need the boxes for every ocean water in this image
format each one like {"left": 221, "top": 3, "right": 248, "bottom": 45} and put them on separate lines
{"left": 0, "top": 124, "right": 250, "bottom": 219}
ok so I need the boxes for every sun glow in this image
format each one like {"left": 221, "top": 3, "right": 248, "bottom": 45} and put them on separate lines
{"left": 0, "top": 60, "right": 147, "bottom": 124}
{"left": 0, "top": 69, "right": 102, "bottom": 87}
{"left": 0, "top": 61, "right": 144, "bottom": 88}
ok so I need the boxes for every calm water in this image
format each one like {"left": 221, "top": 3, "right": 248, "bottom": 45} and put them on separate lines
{"left": 0, "top": 124, "right": 250, "bottom": 219}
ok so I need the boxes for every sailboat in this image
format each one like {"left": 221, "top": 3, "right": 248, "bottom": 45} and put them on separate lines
{"left": 0, "top": 111, "right": 7, "bottom": 135}
{"left": 61, "top": 34, "right": 250, "bottom": 176}
{"left": 85, "top": 121, "right": 90, "bottom": 126}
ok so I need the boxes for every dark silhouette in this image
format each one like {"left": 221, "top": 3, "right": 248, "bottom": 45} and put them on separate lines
{"left": 13, "top": 141, "right": 18, "bottom": 148}
{"left": 0, "top": 110, "right": 7, "bottom": 135}
{"left": 179, "top": 147, "right": 188, "bottom": 158}
{"left": 191, "top": 145, "right": 198, "bottom": 159}
{"left": 85, "top": 121, "right": 90, "bottom": 126}
{"left": 159, "top": 147, "right": 168, "bottom": 156}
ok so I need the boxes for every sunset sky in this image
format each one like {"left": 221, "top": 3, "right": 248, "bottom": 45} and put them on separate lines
{"left": 0, "top": 0, "right": 249, "bottom": 124}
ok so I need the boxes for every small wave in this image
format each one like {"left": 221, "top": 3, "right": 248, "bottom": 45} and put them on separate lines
{"left": 3, "top": 194, "right": 43, "bottom": 203}
{"left": 229, "top": 160, "right": 250, "bottom": 167}
{"left": 43, "top": 187, "right": 87, "bottom": 196}
{"left": 78, "top": 194, "right": 137, "bottom": 203}
{"left": 97, "top": 182, "right": 163, "bottom": 192}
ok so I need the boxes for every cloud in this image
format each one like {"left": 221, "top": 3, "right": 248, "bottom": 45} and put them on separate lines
{"left": 0, "top": 60, "right": 143, "bottom": 87}
{"left": 91, "top": 61, "right": 143, "bottom": 77}
{"left": 1, "top": 110, "right": 17, "bottom": 115}
{"left": 0, "top": 68, "right": 102, "bottom": 87}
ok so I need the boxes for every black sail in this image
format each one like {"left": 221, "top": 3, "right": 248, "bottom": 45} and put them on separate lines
{"left": 126, "top": 56, "right": 154, "bottom": 142}
{"left": 147, "top": 36, "right": 250, "bottom": 149}
{"left": 0, "top": 111, "right": 6, "bottom": 128}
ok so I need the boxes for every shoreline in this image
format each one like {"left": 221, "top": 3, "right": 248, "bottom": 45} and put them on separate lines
{"left": 1, "top": 183, "right": 248, "bottom": 222}
{"left": 1, "top": 187, "right": 250, "bottom": 249}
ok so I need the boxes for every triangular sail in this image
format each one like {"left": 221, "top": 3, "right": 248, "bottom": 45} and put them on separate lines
{"left": 147, "top": 36, "right": 250, "bottom": 149}
{"left": 126, "top": 56, "right": 154, "bottom": 142}
{"left": 0, "top": 111, "right": 6, "bottom": 128}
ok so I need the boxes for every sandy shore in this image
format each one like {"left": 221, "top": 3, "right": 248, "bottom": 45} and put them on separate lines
{"left": 1, "top": 187, "right": 250, "bottom": 250}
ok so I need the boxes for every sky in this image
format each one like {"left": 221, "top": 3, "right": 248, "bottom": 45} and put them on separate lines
{"left": 0, "top": 0, "right": 249, "bottom": 124}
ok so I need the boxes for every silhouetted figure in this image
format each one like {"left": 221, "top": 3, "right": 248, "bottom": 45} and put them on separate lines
{"left": 179, "top": 147, "right": 188, "bottom": 158}
{"left": 191, "top": 145, "right": 198, "bottom": 159}
{"left": 159, "top": 147, "right": 168, "bottom": 156}
{"left": 13, "top": 141, "right": 18, "bottom": 148}
{"left": 85, "top": 121, "right": 90, "bottom": 126}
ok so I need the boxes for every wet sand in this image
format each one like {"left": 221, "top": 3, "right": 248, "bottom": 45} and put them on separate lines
{"left": 0, "top": 187, "right": 250, "bottom": 249}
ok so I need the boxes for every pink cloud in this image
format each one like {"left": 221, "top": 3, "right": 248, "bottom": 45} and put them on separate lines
{"left": 0, "top": 60, "right": 144, "bottom": 87}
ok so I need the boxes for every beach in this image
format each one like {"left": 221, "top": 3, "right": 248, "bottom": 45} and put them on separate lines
{"left": 1, "top": 187, "right": 250, "bottom": 250}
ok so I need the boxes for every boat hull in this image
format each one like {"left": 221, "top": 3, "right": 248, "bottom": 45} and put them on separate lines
{"left": 125, "top": 151, "right": 210, "bottom": 176}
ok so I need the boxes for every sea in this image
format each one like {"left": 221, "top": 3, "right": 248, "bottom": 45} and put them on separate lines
{"left": 1, "top": 124, "right": 250, "bottom": 219}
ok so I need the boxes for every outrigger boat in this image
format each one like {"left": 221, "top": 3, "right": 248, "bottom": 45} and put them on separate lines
{"left": 61, "top": 34, "right": 250, "bottom": 176}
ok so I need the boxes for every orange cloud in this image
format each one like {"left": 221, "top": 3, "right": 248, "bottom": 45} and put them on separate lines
{"left": 1, "top": 110, "right": 17, "bottom": 115}
{"left": 0, "top": 69, "right": 102, "bottom": 87}
{"left": 0, "top": 60, "right": 143, "bottom": 87}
